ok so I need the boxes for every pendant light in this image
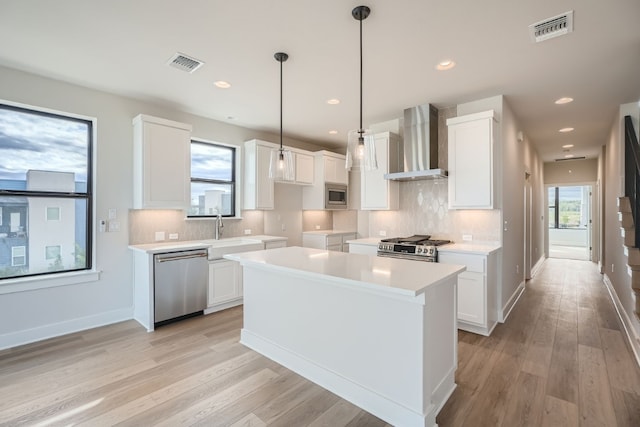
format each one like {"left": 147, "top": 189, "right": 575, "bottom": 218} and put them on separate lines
{"left": 346, "top": 5, "right": 377, "bottom": 171}
{"left": 269, "top": 52, "right": 295, "bottom": 181}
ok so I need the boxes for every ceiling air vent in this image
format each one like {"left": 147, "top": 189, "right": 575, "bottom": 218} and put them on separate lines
{"left": 167, "top": 53, "right": 204, "bottom": 73}
{"left": 555, "top": 156, "right": 586, "bottom": 162}
{"left": 529, "top": 11, "right": 574, "bottom": 43}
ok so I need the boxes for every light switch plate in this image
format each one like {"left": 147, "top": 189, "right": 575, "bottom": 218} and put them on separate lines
{"left": 244, "top": 229, "right": 252, "bottom": 235}
{"left": 462, "top": 234, "right": 472, "bottom": 241}
{"left": 108, "top": 208, "right": 117, "bottom": 220}
{"left": 108, "top": 220, "right": 120, "bottom": 232}
{"left": 169, "top": 233, "right": 179, "bottom": 240}
{"left": 379, "top": 230, "right": 387, "bottom": 237}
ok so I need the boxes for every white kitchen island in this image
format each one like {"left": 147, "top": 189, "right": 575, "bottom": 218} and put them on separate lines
{"left": 225, "top": 246, "right": 465, "bottom": 427}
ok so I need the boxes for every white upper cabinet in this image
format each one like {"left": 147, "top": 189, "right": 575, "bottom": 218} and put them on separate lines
{"left": 447, "top": 110, "right": 496, "bottom": 209}
{"left": 243, "top": 139, "right": 275, "bottom": 210}
{"left": 294, "top": 151, "right": 315, "bottom": 185}
{"left": 323, "top": 152, "right": 348, "bottom": 185}
{"left": 302, "top": 151, "right": 348, "bottom": 210}
{"left": 361, "top": 132, "right": 401, "bottom": 210}
{"left": 133, "top": 114, "right": 192, "bottom": 209}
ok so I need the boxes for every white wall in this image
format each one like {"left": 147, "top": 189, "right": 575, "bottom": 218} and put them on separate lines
{"left": 603, "top": 102, "right": 640, "bottom": 344}
{"left": 544, "top": 159, "right": 598, "bottom": 184}
{"left": 0, "top": 64, "right": 328, "bottom": 349}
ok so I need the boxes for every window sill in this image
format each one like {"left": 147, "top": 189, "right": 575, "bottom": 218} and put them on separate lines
{"left": 0, "top": 270, "right": 101, "bottom": 295}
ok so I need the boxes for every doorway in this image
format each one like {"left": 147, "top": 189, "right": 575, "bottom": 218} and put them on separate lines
{"left": 547, "top": 185, "right": 591, "bottom": 260}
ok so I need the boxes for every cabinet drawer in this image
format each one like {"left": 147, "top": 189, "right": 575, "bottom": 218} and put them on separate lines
{"left": 327, "top": 235, "right": 342, "bottom": 246}
{"left": 439, "top": 252, "right": 485, "bottom": 273}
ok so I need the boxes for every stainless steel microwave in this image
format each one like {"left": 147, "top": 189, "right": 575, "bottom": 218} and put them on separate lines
{"left": 325, "top": 183, "right": 348, "bottom": 209}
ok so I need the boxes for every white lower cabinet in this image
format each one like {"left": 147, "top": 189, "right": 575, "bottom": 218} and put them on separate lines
{"left": 265, "top": 240, "right": 287, "bottom": 250}
{"left": 302, "top": 231, "right": 356, "bottom": 252}
{"left": 207, "top": 259, "right": 242, "bottom": 313}
{"left": 439, "top": 250, "right": 497, "bottom": 336}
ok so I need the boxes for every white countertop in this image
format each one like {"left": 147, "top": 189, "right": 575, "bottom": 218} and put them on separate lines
{"left": 439, "top": 242, "right": 501, "bottom": 255}
{"left": 345, "top": 237, "right": 380, "bottom": 246}
{"left": 302, "top": 229, "right": 356, "bottom": 236}
{"left": 225, "top": 246, "right": 465, "bottom": 297}
{"left": 129, "top": 235, "right": 286, "bottom": 254}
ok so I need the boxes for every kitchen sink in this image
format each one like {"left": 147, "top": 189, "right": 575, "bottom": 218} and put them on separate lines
{"left": 198, "top": 238, "right": 264, "bottom": 259}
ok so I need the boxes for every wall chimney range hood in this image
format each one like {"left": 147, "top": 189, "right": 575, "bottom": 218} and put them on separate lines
{"left": 384, "top": 104, "right": 447, "bottom": 181}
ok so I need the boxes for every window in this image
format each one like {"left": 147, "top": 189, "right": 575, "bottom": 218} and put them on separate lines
{"left": 189, "top": 140, "right": 236, "bottom": 217}
{"left": 45, "top": 245, "right": 61, "bottom": 260}
{"left": 548, "top": 186, "right": 588, "bottom": 229}
{"left": 46, "top": 206, "right": 60, "bottom": 221}
{"left": 11, "top": 246, "right": 26, "bottom": 267}
{"left": 0, "top": 103, "right": 92, "bottom": 280}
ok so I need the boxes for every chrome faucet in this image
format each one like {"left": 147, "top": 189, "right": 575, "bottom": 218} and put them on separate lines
{"left": 215, "top": 213, "right": 224, "bottom": 240}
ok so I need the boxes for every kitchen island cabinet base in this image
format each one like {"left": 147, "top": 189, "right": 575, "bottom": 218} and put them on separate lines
{"left": 236, "top": 260, "right": 458, "bottom": 427}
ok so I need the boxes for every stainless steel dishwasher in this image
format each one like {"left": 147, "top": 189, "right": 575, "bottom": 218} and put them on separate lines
{"left": 154, "top": 248, "right": 208, "bottom": 326}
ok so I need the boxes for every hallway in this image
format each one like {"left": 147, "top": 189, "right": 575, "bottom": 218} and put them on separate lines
{"left": 438, "top": 258, "right": 640, "bottom": 426}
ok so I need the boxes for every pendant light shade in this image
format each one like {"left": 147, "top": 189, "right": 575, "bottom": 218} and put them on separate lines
{"left": 269, "top": 52, "right": 295, "bottom": 181}
{"left": 345, "top": 5, "right": 377, "bottom": 171}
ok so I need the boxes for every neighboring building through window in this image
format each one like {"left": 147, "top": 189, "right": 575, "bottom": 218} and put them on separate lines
{"left": 189, "top": 140, "right": 236, "bottom": 217}
{"left": 0, "top": 103, "right": 92, "bottom": 280}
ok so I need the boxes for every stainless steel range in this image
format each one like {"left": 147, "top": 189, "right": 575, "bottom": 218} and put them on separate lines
{"left": 377, "top": 235, "right": 451, "bottom": 262}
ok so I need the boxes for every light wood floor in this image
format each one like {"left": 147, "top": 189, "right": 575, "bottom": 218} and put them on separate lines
{"left": 1, "top": 258, "right": 639, "bottom": 426}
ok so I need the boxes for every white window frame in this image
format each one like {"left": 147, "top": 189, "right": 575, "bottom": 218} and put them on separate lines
{"left": 11, "top": 246, "right": 26, "bottom": 267}
{"left": 0, "top": 99, "right": 100, "bottom": 294}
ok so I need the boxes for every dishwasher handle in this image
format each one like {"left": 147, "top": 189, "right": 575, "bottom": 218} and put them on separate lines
{"left": 155, "top": 251, "right": 208, "bottom": 263}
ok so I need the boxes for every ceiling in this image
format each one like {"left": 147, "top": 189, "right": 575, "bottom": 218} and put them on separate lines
{"left": 1, "top": 0, "right": 639, "bottom": 162}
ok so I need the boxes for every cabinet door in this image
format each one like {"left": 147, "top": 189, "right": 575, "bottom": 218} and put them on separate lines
{"left": 295, "top": 152, "right": 314, "bottom": 185}
{"left": 134, "top": 115, "right": 191, "bottom": 209}
{"left": 324, "top": 156, "right": 348, "bottom": 184}
{"left": 457, "top": 271, "right": 486, "bottom": 325}
{"left": 448, "top": 114, "right": 494, "bottom": 209}
{"left": 361, "top": 133, "right": 399, "bottom": 210}
{"left": 208, "top": 259, "right": 240, "bottom": 306}
{"left": 255, "top": 144, "right": 275, "bottom": 209}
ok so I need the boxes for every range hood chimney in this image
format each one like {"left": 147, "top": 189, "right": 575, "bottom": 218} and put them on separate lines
{"left": 384, "top": 103, "right": 447, "bottom": 181}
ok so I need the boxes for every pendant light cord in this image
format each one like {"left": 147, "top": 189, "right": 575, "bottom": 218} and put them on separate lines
{"left": 280, "top": 57, "right": 283, "bottom": 152}
{"left": 359, "top": 15, "right": 363, "bottom": 137}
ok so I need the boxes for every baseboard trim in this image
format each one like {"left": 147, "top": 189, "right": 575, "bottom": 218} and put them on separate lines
{"left": 0, "top": 307, "right": 133, "bottom": 351}
{"left": 603, "top": 274, "right": 640, "bottom": 368}
{"left": 531, "top": 255, "right": 546, "bottom": 278}
{"left": 499, "top": 281, "right": 525, "bottom": 323}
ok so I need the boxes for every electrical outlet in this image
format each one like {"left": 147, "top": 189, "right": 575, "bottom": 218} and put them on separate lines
{"left": 315, "top": 225, "right": 321, "bottom": 230}
{"left": 244, "top": 229, "right": 252, "bottom": 235}
{"left": 516, "top": 264, "right": 519, "bottom": 274}
{"left": 379, "top": 230, "right": 387, "bottom": 237}
{"left": 108, "top": 208, "right": 117, "bottom": 220}
{"left": 281, "top": 224, "right": 286, "bottom": 231}
{"left": 155, "top": 231, "right": 165, "bottom": 241}
{"left": 169, "top": 233, "right": 179, "bottom": 240}
{"left": 611, "top": 264, "right": 614, "bottom": 273}
{"left": 462, "top": 234, "right": 472, "bottom": 241}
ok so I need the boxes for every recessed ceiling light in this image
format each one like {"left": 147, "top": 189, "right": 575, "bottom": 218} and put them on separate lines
{"left": 555, "top": 97, "right": 573, "bottom": 104}
{"left": 562, "top": 144, "right": 574, "bottom": 148}
{"left": 564, "top": 154, "right": 574, "bottom": 158}
{"left": 329, "top": 130, "right": 338, "bottom": 135}
{"left": 214, "top": 81, "right": 231, "bottom": 89}
{"left": 559, "top": 127, "right": 574, "bottom": 133}
{"left": 436, "top": 60, "right": 456, "bottom": 71}
{"left": 327, "top": 99, "right": 341, "bottom": 105}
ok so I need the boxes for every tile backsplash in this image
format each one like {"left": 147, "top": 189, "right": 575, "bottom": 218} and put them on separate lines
{"left": 128, "top": 209, "right": 265, "bottom": 245}
{"left": 368, "top": 179, "right": 501, "bottom": 243}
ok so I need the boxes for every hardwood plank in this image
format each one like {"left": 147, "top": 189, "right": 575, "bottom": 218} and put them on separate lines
{"left": 500, "top": 371, "right": 545, "bottom": 427}
{"left": 610, "top": 386, "right": 640, "bottom": 427}
{"left": 541, "top": 395, "right": 579, "bottom": 426}
{"left": 521, "top": 307, "right": 557, "bottom": 378}
{"left": 599, "top": 327, "right": 640, "bottom": 393}
{"left": 230, "top": 413, "right": 267, "bottom": 427}
{"left": 307, "top": 399, "right": 363, "bottom": 427}
{"left": 577, "top": 344, "right": 617, "bottom": 426}
{"left": 154, "top": 368, "right": 279, "bottom": 426}
{"left": 577, "top": 306, "right": 602, "bottom": 348}
{"left": 266, "top": 387, "right": 340, "bottom": 427}
{"left": 546, "top": 317, "right": 579, "bottom": 404}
